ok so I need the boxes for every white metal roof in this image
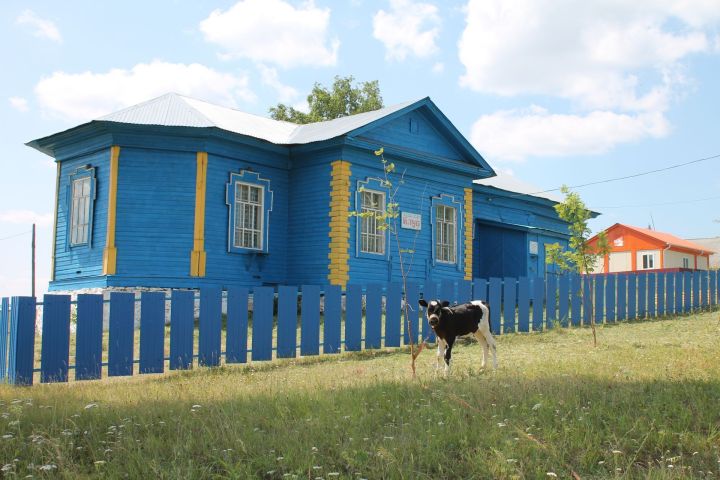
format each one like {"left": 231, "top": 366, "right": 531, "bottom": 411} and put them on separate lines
{"left": 98, "top": 93, "right": 419, "bottom": 145}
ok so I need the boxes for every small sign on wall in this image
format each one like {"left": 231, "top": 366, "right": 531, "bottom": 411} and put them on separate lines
{"left": 401, "top": 212, "right": 421, "bottom": 230}
{"left": 529, "top": 240, "right": 539, "bottom": 255}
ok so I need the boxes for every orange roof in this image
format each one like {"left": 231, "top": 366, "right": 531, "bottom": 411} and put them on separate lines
{"left": 606, "top": 224, "right": 716, "bottom": 254}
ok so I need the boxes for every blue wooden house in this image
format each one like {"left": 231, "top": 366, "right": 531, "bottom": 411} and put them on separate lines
{"left": 27, "top": 93, "right": 571, "bottom": 292}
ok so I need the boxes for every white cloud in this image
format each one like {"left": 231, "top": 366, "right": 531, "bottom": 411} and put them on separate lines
{"left": 257, "top": 65, "right": 298, "bottom": 103}
{"left": 459, "top": 0, "right": 715, "bottom": 110}
{"left": 16, "top": 9, "right": 62, "bottom": 43}
{"left": 373, "top": 0, "right": 440, "bottom": 61}
{"left": 200, "top": 0, "right": 339, "bottom": 68}
{"left": 9, "top": 97, "right": 29, "bottom": 112}
{"left": 459, "top": 0, "right": 720, "bottom": 160}
{"left": 431, "top": 62, "right": 444, "bottom": 74}
{"left": 0, "top": 210, "right": 53, "bottom": 227}
{"left": 35, "top": 61, "right": 255, "bottom": 122}
{"left": 471, "top": 105, "right": 669, "bottom": 162}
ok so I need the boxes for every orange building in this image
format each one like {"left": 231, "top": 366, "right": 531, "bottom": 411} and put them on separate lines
{"left": 587, "top": 223, "right": 715, "bottom": 274}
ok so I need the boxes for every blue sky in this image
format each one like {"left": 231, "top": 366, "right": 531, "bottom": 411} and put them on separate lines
{"left": 1, "top": 0, "right": 719, "bottom": 297}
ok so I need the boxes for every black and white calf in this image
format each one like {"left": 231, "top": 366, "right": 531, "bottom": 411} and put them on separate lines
{"left": 418, "top": 299, "right": 497, "bottom": 375}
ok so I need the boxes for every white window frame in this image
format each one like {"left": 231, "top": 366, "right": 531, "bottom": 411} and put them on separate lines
{"left": 638, "top": 250, "right": 658, "bottom": 270}
{"left": 435, "top": 204, "right": 457, "bottom": 264}
{"left": 233, "top": 182, "right": 264, "bottom": 251}
{"left": 70, "top": 176, "right": 92, "bottom": 246}
{"left": 360, "top": 189, "right": 385, "bottom": 255}
{"left": 682, "top": 257, "right": 690, "bottom": 269}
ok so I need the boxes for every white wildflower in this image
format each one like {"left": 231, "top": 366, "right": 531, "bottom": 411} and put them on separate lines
{"left": 84, "top": 403, "right": 98, "bottom": 410}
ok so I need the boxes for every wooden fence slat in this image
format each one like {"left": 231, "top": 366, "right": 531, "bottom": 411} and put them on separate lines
{"left": 647, "top": 274, "right": 656, "bottom": 318}
{"left": 385, "top": 283, "right": 402, "bottom": 348}
{"left": 458, "top": 280, "right": 472, "bottom": 303}
{"left": 533, "top": 277, "right": 545, "bottom": 331}
{"left": 617, "top": 274, "right": 627, "bottom": 321}
{"left": 226, "top": 287, "right": 249, "bottom": 363}
{"left": 503, "top": 277, "right": 517, "bottom": 334}
{"left": 605, "top": 274, "right": 616, "bottom": 323}
{"left": 364, "top": 284, "right": 382, "bottom": 350}
{"left": 440, "top": 279, "right": 455, "bottom": 305}
{"left": 139, "top": 292, "right": 165, "bottom": 374}
{"left": 546, "top": 275, "right": 557, "bottom": 328}
{"left": 701, "top": 271, "right": 709, "bottom": 309}
{"left": 8, "top": 297, "right": 36, "bottom": 385}
{"left": 637, "top": 274, "right": 647, "bottom": 319}
{"left": 277, "top": 286, "right": 298, "bottom": 358}
{"left": 710, "top": 270, "right": 718, "bottom": 306}
{"left": 169, "top": 290, "right": 194, "bottom": 370}
{"left": 404, "top": 282, "right": 420, "bottom": 345}
{"left": 301, "top": 285, "right": 321, "bottom": 356}
{"left": 40, "top": 295, "right": 70, "bottom": 383}
{"left": 0, "top": 297, "right": 9, "bottom": 380}
{"left": 517, "top": 277, "right": 530, "bottom": 333}
{"left": 683, "top": 272, "right": 692, "bottom": 312}
{"left": 198, "top": 288, "right": 222, "bottom": 367}
{"left": 345, "top": 285, "right": 363, "bottom": 351}
{"left": 558, "top": 275, "right": 569, "bottom": 327}
{"left": 570, "top": 274, "right": 582, "bottom": 326}
{"left": 473, "top": 278, "right": 488, "bottom": 302}
{"left": 665, "top": 273, "right": 675, "bottom": 316}
{"left": 693, "top": 271, "right": 700, "bottom": 310}
{"left": 323, "top": 285, "right": 342, "bottom": 354}
{"left": 251, "top": 287, "right": 274, "bottom": 361}
{"left": 594, "top": 275, "right": 604, "bottom": 324}
{"left": 657, "top": 272, "right": 665, "bottom": 316}
{"left": 76, "top": 294, "right": 103, "bottom": 380}
{"left": 422, "top": 280, "right": 437, "bottom": 342}
{"left": 489, "top": 278, "right": 502, "bottom": 334}
{"left": 108, "top": 292, "right": 134, "bottom": 377}
{"left": 675, "top": 272, "right": 683, "bottom": 313}
{"left": 627, "top": 274, "right": 637, "bottom": 320}
{"left": 583, "top": 276, "right": 592, "bottom": 326}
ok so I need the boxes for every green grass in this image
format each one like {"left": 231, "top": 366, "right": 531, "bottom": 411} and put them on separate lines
{"left": 2, "top": 311, "right": 720, "bottom": 479}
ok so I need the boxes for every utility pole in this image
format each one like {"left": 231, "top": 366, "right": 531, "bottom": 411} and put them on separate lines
{"left": 31, "top": 223, "right": 36, "bottom": 298}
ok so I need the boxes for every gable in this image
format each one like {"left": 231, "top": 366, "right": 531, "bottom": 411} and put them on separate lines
{"left": 358, "top": 110, "right": 465, "bottom": 162}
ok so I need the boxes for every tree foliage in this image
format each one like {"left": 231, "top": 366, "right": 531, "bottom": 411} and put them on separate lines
{"left": 546, "top": 186, "right": 610, "bottom": 275}
{"left": 269, "top": 75, "right": 383, "bottom": 124}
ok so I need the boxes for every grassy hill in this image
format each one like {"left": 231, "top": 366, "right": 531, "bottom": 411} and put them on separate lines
{"left": 1, "top": 311, "right": 719, "bottom": 479}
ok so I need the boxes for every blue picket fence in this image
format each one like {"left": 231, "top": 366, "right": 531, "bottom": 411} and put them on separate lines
{"left": 0, "top": 271, "right": 718, "bottom": 386}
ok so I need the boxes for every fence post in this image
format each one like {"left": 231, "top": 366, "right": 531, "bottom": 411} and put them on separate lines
{"left": 8, "top": 297, "right": 36, "bottom": 386}
{"left": 0, "top": 297, "right": 9, "bottom": 380}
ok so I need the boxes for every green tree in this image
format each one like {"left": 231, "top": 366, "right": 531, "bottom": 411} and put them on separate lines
{"left": 269, "top": 75, "right": 383, "bottom": 124}
{"left": 546, "top": 186, "right": 610, "bottom": 346}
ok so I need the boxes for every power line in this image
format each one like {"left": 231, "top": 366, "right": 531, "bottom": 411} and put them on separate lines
{"left": 0, "top": 230, "right": 32, "bottom": 242}
{"left": 522, "top": 152, "right": 720, "bottom": 197}
{"left": 593, "top": 194, "right": 720, "bottom": 209}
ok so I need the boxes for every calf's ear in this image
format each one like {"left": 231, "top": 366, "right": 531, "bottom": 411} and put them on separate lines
{"left": 419, "top": 299, "right": 428, "bottom": 307}
{"left": 441, "top": 301, "right": 450, "bottom": 308}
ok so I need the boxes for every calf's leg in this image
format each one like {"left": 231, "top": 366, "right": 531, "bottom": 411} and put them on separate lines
{"left": 444, "top": 336, "right": 456, "bottom": 376}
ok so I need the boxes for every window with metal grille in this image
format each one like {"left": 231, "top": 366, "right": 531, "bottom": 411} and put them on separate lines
{"left": 435, "top": 204, "right": 456, "bottom": 263}
{"left": 70, "top": 177, "right": 91, "bottom": 245}
{"left": 234, "top": 182, "right": 264, "bottom": 250}
{"left": 360, "top": 190, "right": 385, "bottom": 254}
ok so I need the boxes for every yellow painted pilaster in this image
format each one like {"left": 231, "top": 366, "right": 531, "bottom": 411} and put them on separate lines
{"left": 190, "top": 152, "right": 208, "bottom": 277}
{"left": 50, "top": 162, "right": 61, "bottom": 281}
{"left": 464, "top": 188, "right": 473, "bottom": 280}
{"left": 328, "top": 160, "right": 351, "bottom": 288}
{"left": 102, "top": 146, "right": 120, "bottom": 275}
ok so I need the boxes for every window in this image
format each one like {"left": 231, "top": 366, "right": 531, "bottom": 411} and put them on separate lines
{"left": 360, "top": 190, "right": 385, "bottom": 255}
{"left": 682, "top": 257, "right": 690, "bottom": 269}
{"left": 226, "top": 171, "right": 273, "bottom": 254}
{"left": 435, "top": 204, "right": 457, "bottom": 264}
{"left": 234, "top": 183, "right": 264, "bottom": 250}
{"left": 638, "top": 250, "right": 658, "bottom": 270}
{"left": 70, "top": 177, "right": 91, "bottom": 245}
{"left": 67, "top": 166, "right": 96, "bottom": 248}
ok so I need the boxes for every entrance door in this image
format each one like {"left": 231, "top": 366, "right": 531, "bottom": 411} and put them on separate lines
{"left": 476, "top": 223, "right": 527, "bottom": 279}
